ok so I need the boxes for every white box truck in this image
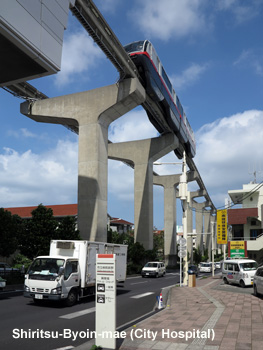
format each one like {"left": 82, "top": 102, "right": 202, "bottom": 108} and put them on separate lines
{"left": 24, "top": 240, "right": 127, "bottom": 306}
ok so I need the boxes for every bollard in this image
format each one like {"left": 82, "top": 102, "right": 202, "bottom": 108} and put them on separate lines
{"left": 158, "top": 292, "right": 164, "bottom": 309}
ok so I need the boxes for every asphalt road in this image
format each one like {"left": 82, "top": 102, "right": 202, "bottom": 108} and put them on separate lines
{"left": 0, "top": 272, "right": 181, "bottom": 350}
{"left": 0, "top": 270, "right": 224, "bottom": 350}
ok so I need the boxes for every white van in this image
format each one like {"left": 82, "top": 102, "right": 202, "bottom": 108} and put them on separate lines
{"left": 199, "top": 262, "right": 213, "bottom": 273}
{"left": 222, "top": 259, "right": 258, "bottom": 287}
{"left": 141, "top": 262, "right": 166, "bottom": 278}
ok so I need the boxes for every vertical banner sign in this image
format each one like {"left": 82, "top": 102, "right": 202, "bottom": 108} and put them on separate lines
{"left": 217, "top": 209, "right": 227, "bottom": 244}
{"left": 96, "top": 254, "right": 116, "bottom": 349}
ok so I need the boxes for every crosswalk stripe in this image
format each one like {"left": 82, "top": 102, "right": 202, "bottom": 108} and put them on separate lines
{"left": 60, "top": 307, "right": 95, "bottom": 319}
{"left": 131, "top": 292, "right": 154, "bottom": 299}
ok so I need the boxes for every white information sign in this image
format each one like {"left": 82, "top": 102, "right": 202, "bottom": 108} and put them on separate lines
{"left": 178, "top": 250, "right": 187, "bottom": 258}
{"left": 179, "top": 237, "right": 187, "bottom": 246}
{"left": 95, "top": 254, "right": 116, "bottom": 349}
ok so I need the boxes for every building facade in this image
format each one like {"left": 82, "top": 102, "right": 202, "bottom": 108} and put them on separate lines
{"left": 228, "top": 183, "right": 263, "bottom": 263}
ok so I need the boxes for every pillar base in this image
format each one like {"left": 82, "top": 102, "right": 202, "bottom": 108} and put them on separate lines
{"left": 165, "top": 254, "right": 177, "bottom": 267}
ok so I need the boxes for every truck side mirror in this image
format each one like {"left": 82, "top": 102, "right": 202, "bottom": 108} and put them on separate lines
{"left": 58, "top": 267, "right": 65, "bottom": 276}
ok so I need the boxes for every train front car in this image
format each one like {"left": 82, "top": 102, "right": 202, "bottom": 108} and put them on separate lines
{"left": 124, "top": 40, "right": 196, "bottom": 159}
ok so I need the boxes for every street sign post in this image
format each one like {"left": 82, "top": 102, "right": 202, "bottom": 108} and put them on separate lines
{"left": 178, "top": 238, "right": 187, "bottom": 286}
{"left": 96, "top": 254, "right": 116, "bottom": 349}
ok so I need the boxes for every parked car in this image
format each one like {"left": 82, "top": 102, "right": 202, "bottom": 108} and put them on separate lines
{"left": 253, "top": 266, "right": 263, "bottom": 296}
{"left": 141, "top": 262, "right": 166, "bottom": 278}
{"left": 0, "top": 262, "right": 19, "bottom": 275}
{"left": 222, "top": 259, "right": 257, "bottom": 288}
{"left": 188, "top": 265, "right": 199, "bottom": 276}
{"left": 0, "top": 276, "right": 6, "bottom": 290}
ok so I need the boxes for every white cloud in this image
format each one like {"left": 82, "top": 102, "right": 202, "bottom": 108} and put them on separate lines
{"left": 234, "top": 50, "right": 263, "bottom": 77}
{"left": 171, "top": 63, "right": 209, "bottom": 90}
{"left": 0, "top": 140, "right": 78, "bottom": 208}
{"left": 7, "top": 128, "right": 47, "bottom": 140}
{"left": 109, "top": 108, "right": 158, "bottom": 142}
{"left": 131, "top": 0, "right": 209, "bottom": 40}
{"left": 195, "top": 110, "right": 263, "bottom": 207}
{"left": 217, "top": 0, "right": 263, "bottom": 24}
{"left": 54, "top": 30, "right": 104, "bottom": 87}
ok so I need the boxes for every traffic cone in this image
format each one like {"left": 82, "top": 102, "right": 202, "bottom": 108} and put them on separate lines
{"left": 158, "top": 292, "right": 163, "bottom": 309}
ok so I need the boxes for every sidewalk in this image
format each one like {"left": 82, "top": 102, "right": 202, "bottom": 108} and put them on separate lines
{"left": 116, "top": 275, "right": 263, "bottom": 350}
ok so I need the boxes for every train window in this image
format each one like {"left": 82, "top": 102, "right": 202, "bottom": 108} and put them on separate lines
{"left": 151, "top": 45, "right": 159, "bottom": 71}
{"left": 124, "top": 41, "right": 145, "bottom": 53}
{"left": 161, "top": 67, "right": 172, "bottom": 93}
{"left": 146, "top": 41, "right": 151, "bottom": 56}
{"left": 172, "top": 89, "right": 176, "bottom": 102}
{"left": 176, "top": 96, "right": 183, "bottom": 116}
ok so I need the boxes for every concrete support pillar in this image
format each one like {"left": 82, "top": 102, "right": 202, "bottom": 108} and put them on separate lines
{"left": 109, "top": 133, "right": 179, "bottom": 250}
{"left": 204, "top": 212, "right": 212, "bottom": 259}
{"left": 194, "top": 202, "right": 205, "bottom": 255}
{"left": 153, "top": 174, "right": 180, "bottom": 266}
{"left": 21, "top": 78, "right": 145, "bottom": 241}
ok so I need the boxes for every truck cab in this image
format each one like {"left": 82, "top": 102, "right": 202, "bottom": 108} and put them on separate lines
{"left": 24, "top": 256, "right": 81, "bottom": 306}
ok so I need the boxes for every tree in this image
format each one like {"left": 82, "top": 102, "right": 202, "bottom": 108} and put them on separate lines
{"left": 0, "top": 208, "right": 22, "bottom": 257}
{"left": 18, "top": 204, "right": 57, "bottom": 259}
{"left": 56, "top": 216, "right": 81, "bottom": 240}
{"left": 153, "top": 231, "right": 164, "bottom": 260}
{"left": 18, "top": 204, "right": 82, "bottom": 259}
{"left": 193, "top": 246, "right": 202, "bottom": 265}
{"left": 202, "top": 248, "right": 209, "bottom": 262}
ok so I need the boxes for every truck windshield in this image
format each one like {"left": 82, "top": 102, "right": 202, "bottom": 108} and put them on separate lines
{"left": 28, "top": 258, "right": 65, "bottom": 276}
{"left": 240, "top": 262, "right": 258, "bottom": 271}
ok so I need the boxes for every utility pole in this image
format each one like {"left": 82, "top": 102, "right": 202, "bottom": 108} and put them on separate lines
{"left": 211, "top": 221, "right": 215, "bottom": 277}
{"left": 179, "top": 151, "right": 188, "bottom": 286}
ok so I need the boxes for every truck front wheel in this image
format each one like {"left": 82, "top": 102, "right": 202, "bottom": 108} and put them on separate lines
{"left": 65, "top": 289, "right": 78, "bottom": 307}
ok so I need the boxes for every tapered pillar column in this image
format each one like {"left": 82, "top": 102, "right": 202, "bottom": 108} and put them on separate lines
{"left": 21, "top": 78, "right": 145, "bottom": 241}
{"left": 204, "top": 212, "right": 212, "bottom": 259}
{"left": 109, "top": 133, "right": 179, "bottom": 249}
{"left": 153, "top": 174, "right": 180, "bottom": 266}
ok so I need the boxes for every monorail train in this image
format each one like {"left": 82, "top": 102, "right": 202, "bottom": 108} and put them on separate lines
{"left": 124, "top": 40, "right": 196, "bottom": 159}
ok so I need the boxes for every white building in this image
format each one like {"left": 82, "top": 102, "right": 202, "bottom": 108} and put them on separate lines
{"left": 228, "top": 183, "right": 263, "bottom": 263}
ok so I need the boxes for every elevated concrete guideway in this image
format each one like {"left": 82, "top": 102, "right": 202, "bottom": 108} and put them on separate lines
{"left": 3, "top": 0, "right": 216, "bottom": 258}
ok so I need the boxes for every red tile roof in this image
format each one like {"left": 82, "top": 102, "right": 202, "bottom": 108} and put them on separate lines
{"left": 110, "top": 217, "right": 133, "bottom": 226}
{"left": 4, "top": 204, "right": 78, "bottom": 218}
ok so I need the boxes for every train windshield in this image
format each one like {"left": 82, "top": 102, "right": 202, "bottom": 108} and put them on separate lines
{"left": 124, "top": 41, "right": 146, "bottom": 54}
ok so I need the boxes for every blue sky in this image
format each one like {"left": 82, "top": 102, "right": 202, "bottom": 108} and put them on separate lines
{"left": 0, "top": 0, "right": 263, "bottom": 229}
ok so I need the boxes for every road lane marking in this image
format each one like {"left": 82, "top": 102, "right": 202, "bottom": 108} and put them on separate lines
{"left": 131, "top": 292, "right": 154, "bottom": 299}
{"left": 130, "top": 281, "right": 148, "bottom": 285}
{"left": 60, "top": 307, "right": 95, "bottom": 319}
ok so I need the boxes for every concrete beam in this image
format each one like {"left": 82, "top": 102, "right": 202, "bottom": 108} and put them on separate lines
{"left": 21, "top": 78, "right": 145, "bottom": 242}
{"left": 109, "top": 133, "right": 179, "bottom": 250}
{"left": 187, "top": 170, "right": 198, "bottom": 183}
{"left": 153, "top": 174, "right": 180, "bottom": 266}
